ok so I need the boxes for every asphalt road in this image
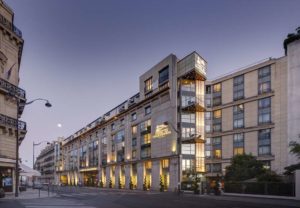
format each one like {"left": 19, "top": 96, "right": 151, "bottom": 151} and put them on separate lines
{"left": 0, "top": 188, "right": 299, "bottom": 208}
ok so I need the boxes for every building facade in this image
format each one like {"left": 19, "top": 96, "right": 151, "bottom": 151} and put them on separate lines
{"left": 56, "top": 29, "right": 300, "bottom": 191}
{"left": 0, "top": 1, "right": 25, "bottom": 193}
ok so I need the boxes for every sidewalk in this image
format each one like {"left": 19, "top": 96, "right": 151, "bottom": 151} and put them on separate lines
{"left": 1, "top": 188, "right": 56, "bottom": 200}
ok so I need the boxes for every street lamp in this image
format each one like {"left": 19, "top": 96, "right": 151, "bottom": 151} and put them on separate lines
{"left": 12, "top": 96, "right": 52, "bottom": 197}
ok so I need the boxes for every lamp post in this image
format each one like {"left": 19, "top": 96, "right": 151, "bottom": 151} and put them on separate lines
{"left": 13, "top": 97, "right": 52, "bottom": 197}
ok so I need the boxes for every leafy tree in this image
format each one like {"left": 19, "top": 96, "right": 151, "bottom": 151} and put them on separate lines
{"left": 108, "top": 179, "right": 112, "bottom": 188}
{"left": 257, "top": 170, "right": 282, "bottom": 182}
{"left": 225, "top": 154, "right": 266, "bottom": 182}
{"left": 129, "top": 177, "right": 133, "bottom": 190}
{"left": 284, "top": 141, "right": 300, "bottom": 175}
{"left": 143, "top": 176, "right": 148, "bottom": 191}
{"left": 99, "top": 180, "right": 103, "bottom": 188}
{"left": 118, "top": 177, "right": 122, "bottom": 189}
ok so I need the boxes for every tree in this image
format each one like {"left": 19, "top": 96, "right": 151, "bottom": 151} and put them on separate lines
{"left": 108, "top": 179, "right": 112, "bottom": 188}
{"left": 143, "top": 176, "right": 148, "bottom": 191}
{"left": 225, "top": 154, "right": 266, "bottom": 182}
{"left": 159, "top": 175, "right": 165, "bottom": 192}
{"left": 257, "top": 171, "right": 282, "bottom": 182}
{"left": 284, "top": 141, "right": 300, "bottom": 175}
{"left": 118, "top": 176, "right": 122, "bottom": 189}
{"left": 129, "top": 177, "right": 133, "bottom": 190}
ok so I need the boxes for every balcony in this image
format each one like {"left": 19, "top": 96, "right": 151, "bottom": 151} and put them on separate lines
{"left": 0, "top": 77, "right": 26, "bottom": 100}
{"left": 0, "top": 13, "right": 22, "bottom": 38}
{"left": 0, "top": 113, "right": 27, "bottom": 144}
{"left": 181, "top": 96, "right": 205, "bottom": 112}
{"left": 145, "top": 81, "right": 169, "bottom": 99}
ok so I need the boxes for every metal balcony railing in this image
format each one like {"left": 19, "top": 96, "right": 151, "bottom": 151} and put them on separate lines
{"left": 0, "top": 77, "right": 26, "bottom": 100}
{"left": 0, "top": 113, "right": 26, "bottom": 131}
{"left": 0, "top": 13, "right": 22, "bottom": 38}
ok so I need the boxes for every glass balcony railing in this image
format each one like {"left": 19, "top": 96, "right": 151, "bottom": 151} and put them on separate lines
{"left": 0, "top": 77, "right": 26, "bottom": 100}
{"left": 0, "top": 14, "right": 22, "bottom": 38}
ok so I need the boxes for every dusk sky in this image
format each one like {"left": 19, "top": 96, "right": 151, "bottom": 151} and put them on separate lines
{"left": 6, "top": 0, "right": 300, "bottom": 167}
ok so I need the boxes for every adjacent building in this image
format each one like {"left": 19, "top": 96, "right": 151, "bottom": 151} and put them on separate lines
{"left": 0, "top": 0, "right": 25, "bottom": 194}
{"left": 55, "top": 29, "right": 300, "bottom": 191}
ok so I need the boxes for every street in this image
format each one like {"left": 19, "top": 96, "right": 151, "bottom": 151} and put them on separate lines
{"left": 0, "top": 188, "right": 299, "bottom": 208}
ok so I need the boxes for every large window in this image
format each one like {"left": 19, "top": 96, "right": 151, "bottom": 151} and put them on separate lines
{"left": 181, "top": 80, "right": 196, "bottom": 92}
{"left": 233, "top": 75, "right": 244, "bottom": 100}
{"left": 145, "top": 77, "right": 152, "bottom": 92}
{"left": 258, "top": 97, "right": 271, "bottom": 124}
{"left": 159, "top": 66, "right": 169, "bottom": 84}
{"left": 258, "top": 66, "right": 271, "bottom": 94}
{"left": 140, "top": 119, "right": 151, "bottom": 132}
{"left": 182, "top": 144, "right": 195, "bottom": 155}
{"left": 258, "top": 129, "right": 271, "bottom": 156}
{"left": 212, "top": 83, "right": 222, "bottom": 106}
{"left": 213, "top": 110, "right": 222, "bottom": 132}
{"left": 182, "top": 159, "right": 194, "bottom": 171}
{"left": 181, "top": 127, "right": 195, "bottom": 138}
{"left": 212, "top": 137, "right": 222, "bottom": 159}
{"left": 131, "top": 113, "right": 137, "bottom": 121}
{"left": 89, "top": 140, "right": 99, "bottom": 167}
{"left": 145, "top": 106, "right": 151, "bottom": 115}
{"left": 181, "top": 95, "right": 196, "bottom": 107}
{"left": 181, "top": 113, "right": 196, "bottom": 124}
{"left": 79, "top": 145, "right": 87, "bottom": 168}
{"left": 233, "top": 104, "right": 244, "bottom": 128}
{"left": 141, "top": 133, "right": 151, "bottom": 145}
{"left": 205, "top": 137, "right": 222, "bottom": 159}
{"left": 233, "top": 133, "right": 244, "bottom": 155}
{"left": 141, "top": 147, "right": 151, "bottom": 159}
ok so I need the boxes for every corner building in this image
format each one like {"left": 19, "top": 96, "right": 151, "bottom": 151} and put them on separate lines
{"left": 59, "top": 52, "right": 207, "bottom": 191}
{"left": 0, "top": 1, "right": 25, "bottom": 194}
{"left": 58, "top": 30, "right": 300, "bottom": 191}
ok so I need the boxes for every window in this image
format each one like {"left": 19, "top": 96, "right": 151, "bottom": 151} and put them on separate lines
{"left": 212, "top": 137, "right": 222, "bottom": 159}
{"left": 145, "top": 106, "right": 151, "bottom": 115}
{"left": 89, "top": 140, "right": 99, "bottom": 167}
{"left": 181, "top": 95, "right": 195, "bottom": 107}
{"left": 205, "top": 112, "right": 211, "bottom": 133}
{"left": 161, "top": 159, "right": 169, "bottom": 168}
{"left": 141, "top": 133, "right": 151, "bottom": 145}
{"left": 233, "top": 75, "right": 244, "bottom": 100}
{"left": 258, "top": 129, "right": 271, "bottom": 156}
{"left": 141, "top": 147, "right": 151, "bottom": 158}
{"left": 132, "top": 125, "right": 137, "bottom": 135}
{"left": 140, "top": 119, "right": 151, "bottom": 132}
{"left": 233, "top": 133, "right": 244, "bottom": 155}
{"left": 102, "top": 128, "right": 106, "bottom": 134}
{"left": 182, "top": 144, "right": 195, "bottom": 155}
{"left": 213, "top": 110, "right": 222, "bottom": 132}
{"left": 212, "top": 83, "right": 222, "bottom": 106}
{"left": 233, "top": 104, "right": 244, "bottom": 128}
{"left": 132, "top": 138, "right": 137, "bottom": 146}
{"left": 212, "top": 163, "right": 222, "bottom": 173}
{"left": 132, "top": 150, "right": 137, "bottom": 159}
{"left": 111, "top": 123, "right": 115, "bottom": 131}
{"left": 131, "top": 113, "right": 137, "bottom": 121}
{"left": 181, "top": 113, "right": 196, "bottom": 124}
{"left": 120, "top": 118, "right": 125, "bottom": 125}
{"left": 181, "top": 127, "right": 195, "bottom": 138}
{"left": 182, "top": 159, "right": 194, "bottom": 171}
{"left": 205, "top": 138, "right": 212, "bottom": 158}
{"left": 159, "top": 66, "right": 169, "bottom": 84}
{"left": 258, "top": 66, "right": 271, "bottom": 94}
{"left": 206, "top": 85, "right": 211, "bottom": 94}
{"left": 145, "top": 77, "right": 152, "bottom": 92}
{"left": 181, "top": 80, "right": 195, "bottom": 92}
{"left": 258, "top": 97, "right": 271, "bottom": 124}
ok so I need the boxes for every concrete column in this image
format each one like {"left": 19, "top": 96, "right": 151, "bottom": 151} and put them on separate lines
{"left": 152, "top": 160, "right": 160, "bottom": 191}
{"left": 169, "top": 157, "right": 178, "bottom": 191}
{"left": 106, "top": 167, "right": 110, "bottom": 187}
{"left": 296, "top": 170, "right": 300, "bottom": 200}
{"left": 125, "top": 164, "right": 131, "bottom": 189}
{"left": 115, "top": 165, "right": 120, "bottom": 188}
{"left": 137, "top": 162, "right": 144, "bottom": 190}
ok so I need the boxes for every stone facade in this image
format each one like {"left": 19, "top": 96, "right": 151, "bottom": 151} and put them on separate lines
{"left": 0, "top": 0, "right": 25, "bottom": 193}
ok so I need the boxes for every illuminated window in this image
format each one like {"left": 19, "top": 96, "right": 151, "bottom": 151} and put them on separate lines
{"left": 145, "top": 77, "right": 152, "bottom": 92}
{"left": 132, "top": 150, "right": 137, "bottom": 159}
{"left": 233, "top": 133, "right": 244, "bottom": 155}
{"left": 213, "top": 83, "right": 222, "bottom": 106}
{"left": 145, "top": 161, "right": 152, "bottom": 169}
{"left": 213, "top": 110, "right": 222, "bottom": 132}
{"left": 181, "top": 80, "right": 195, "bottom": 92}
{"left": 181, "top": 113, "right": 196, "bottom": 124}
{"left": 132, "top": 125, "right": 137, "bottom": 135}
{"left": 181, "top": 127, "right": 195, "bottom": 138}
{"left": 140, "top": 119, "right": 151, "bottom": 132}
{"left": 141, "top": 133, "right": 151, "bottom": 145}
{"left": 161, "top": 159, "right": 169, "bottom": 168}
{"left": 212, "top": 137, "right": 222, "bottom": 159}
{"left": 182, "top": 159, "right": 194, "bottom": 171}
{"left": 258, "top": 66, "right": 271, "bottom": 94}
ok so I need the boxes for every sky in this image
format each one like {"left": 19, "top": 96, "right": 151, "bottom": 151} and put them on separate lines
{"left": 5, "top": 0, "right": 300, "bottom": 167}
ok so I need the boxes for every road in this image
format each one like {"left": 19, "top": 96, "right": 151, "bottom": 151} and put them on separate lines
{"left": 0, "top": 187, "right": 299, "bottom": 208}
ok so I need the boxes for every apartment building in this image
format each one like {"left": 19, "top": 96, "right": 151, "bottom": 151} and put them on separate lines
{"left": 56, "top": 29, "right": 300, "bottom": 191}
{"left": 0, "top": 1, "right": 25, "bottom": 193}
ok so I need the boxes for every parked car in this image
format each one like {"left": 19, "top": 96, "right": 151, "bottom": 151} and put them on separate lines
{"left": 0, "top": 188, "right": 5, "bottom": 198}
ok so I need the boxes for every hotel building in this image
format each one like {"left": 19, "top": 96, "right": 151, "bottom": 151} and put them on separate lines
{"left": 0, "top": 1, "right": 25, "bottom": 194}
{"left": 56, "top": 29, "right": 300, "bottom": 191}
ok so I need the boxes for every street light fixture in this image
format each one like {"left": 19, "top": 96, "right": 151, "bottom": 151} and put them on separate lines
{"left": 11, "top": 96, "right": 52, "bottom": 197}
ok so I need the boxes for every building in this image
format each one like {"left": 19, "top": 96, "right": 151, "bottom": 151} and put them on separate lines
{"left": 56, "top": 29, "right": 300, "bottom": 191}
{"left": 34, "top": 138, "right": 63, "bottom": 184}
{"left": 0, "top": 1, "right": 25, "bottom": 194}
